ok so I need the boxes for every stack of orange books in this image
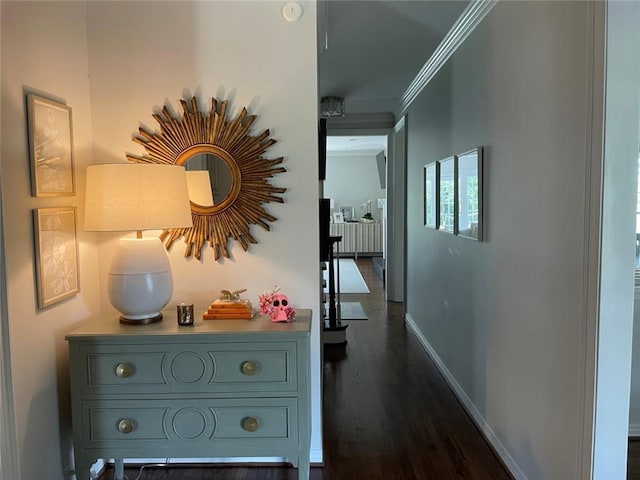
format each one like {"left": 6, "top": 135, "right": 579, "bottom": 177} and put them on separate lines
{"left": 203, "top": 299, "right": 255, "bottom": 320}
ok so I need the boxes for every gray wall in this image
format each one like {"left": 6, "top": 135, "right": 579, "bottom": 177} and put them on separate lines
{"left": 324, "top": 153, "right": 386, "bottom": 222}
{"left": 404, "top": 2, "right": 634, "bottom": 478}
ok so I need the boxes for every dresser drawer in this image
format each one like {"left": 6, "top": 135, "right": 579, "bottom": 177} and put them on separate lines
{"left": 80, "top": 398, "right": 298, "bottom": 456}
{"left": 79, "top": 342, "right": 298, "bottom": 395}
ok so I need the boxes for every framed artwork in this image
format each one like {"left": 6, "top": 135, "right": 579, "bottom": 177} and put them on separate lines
{"left": 33, "top": 207, "right": 80, "bottom": 308}
{"left": 424, "top": 162, "right": 438, "bottom": 228}
{"left": 339, "top": 206, "right": 354, "bottom": 222}
{"left": 333, "top": 211, "right": 344, "bottom": 223}
{"left": 438, "top": 156, "right": 456, "bottom": 233}
{"left": 457, "top": 147, "right": 483, "bottom": 241}
{"left": 27, "top": 94, "right": 75, "bottom": 197}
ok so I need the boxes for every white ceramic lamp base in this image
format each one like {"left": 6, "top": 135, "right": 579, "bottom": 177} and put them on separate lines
{"left": 108, "top": 237, "right": 173, "bottom": 324}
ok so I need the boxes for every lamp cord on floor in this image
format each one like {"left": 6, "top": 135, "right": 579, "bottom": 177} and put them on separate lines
{"left": 122, "top": 459, "right": 170, "bottom": 480}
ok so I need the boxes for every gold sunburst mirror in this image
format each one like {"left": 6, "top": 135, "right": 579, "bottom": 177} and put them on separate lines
{"left": 126, "top": 96, "right": 285, "bottom": 260}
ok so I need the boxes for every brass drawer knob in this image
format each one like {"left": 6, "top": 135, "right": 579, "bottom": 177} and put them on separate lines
{"left": 240, "top": 361, "right": 258, "bottom": 376}
{"left": 241, "top": 416, "right": 259, "bottom": 432}
{"left": 117, "top": 419, "right": 134, "bottom": 434}
{"left": 115, "top": 363, "right": 134, "bottom": 378}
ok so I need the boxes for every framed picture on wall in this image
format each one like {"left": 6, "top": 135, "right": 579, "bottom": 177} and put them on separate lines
{"left": 33, "top": 207, "right": 80, "bottom": 308}
{"left": 424, "top": 161, "right": 438, "bottom": 228}
{"left": 27, "top": 94, "right": 75, "bottom": 197}
{"left": 438, "top": 156, "right": 457, "bottom": 233}
{"left": 457, "top": 147, "right": 483, "bottom": 241}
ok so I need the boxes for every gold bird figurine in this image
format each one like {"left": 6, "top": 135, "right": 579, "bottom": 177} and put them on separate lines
{"left": 219, "top": 289, "right": 247, "bottom": 302}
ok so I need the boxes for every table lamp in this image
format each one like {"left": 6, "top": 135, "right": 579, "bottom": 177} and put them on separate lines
{"left": 84, "top": 164, "right": 193, "bottom": 324}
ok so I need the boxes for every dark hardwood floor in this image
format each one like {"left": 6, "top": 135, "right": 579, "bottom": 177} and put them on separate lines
{"left": 101, "top": 258, "right": 514, "bottom": 480}
{"left": 629, "top": 440, "right": 640, "bottom": 479}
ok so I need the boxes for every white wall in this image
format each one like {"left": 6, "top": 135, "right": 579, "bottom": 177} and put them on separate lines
{"left": 404, "top": 2, "right": 623, "bottom": 479}
{"left": 592, "top": 2, "right": 640, "bottom": 476}
{"left": 0, "top": 1, "right": 321, "bottom": 478}
{"left": 0, "top": 2, "right": 100, "bottom": 478}
{"left": 85, "top": 0, "right": 322, "bottom": 463}
{"left": 324, "top": 152, "right": 385, "bottom": 221}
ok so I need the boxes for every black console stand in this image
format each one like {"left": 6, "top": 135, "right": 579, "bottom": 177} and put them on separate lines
{"left": 324, "top": 235, "right": 347, "bottom": 344}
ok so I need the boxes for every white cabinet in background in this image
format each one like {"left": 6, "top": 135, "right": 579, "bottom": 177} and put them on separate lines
{"left": 329, "top": 222, "right": 382, "bottom": 257}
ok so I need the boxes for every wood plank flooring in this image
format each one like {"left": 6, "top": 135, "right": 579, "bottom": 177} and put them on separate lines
{"left": 629, "top": 439, "right": 640, "bottom": 479}
{"left": 100, "top": 258, "right": 514, "bottom": 480}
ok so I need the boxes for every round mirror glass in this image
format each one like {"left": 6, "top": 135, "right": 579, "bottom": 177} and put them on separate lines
{"left": 183, "top": 153, "right": 234, "bottom": 207}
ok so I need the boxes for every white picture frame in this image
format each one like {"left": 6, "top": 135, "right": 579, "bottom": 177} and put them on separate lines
{"left": 339, "top": 206, "right": 354, "bottom": 222}
{"left": 424, "top": 161, "right": 438, "bottom": 228}
{"left": 438, "top": 156, "right": 456, "bottom": 233}
{"left": 27, "top": 94, "right": 75, "bottom": 197}
{"left": 457, "top": 147, "right": 483, "bottom": 241}
{"left": 33, "top": 206, "right": 80, "bottom": 308}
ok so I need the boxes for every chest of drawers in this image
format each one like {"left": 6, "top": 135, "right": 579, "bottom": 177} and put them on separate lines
{"left": 66, "top": 309, "right": 311, "bottom": 480}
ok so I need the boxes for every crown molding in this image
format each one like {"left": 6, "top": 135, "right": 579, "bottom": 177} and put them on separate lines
{"left": 400, "top": 0, "right": 498, "bottom": 113}
{"left": 326, "top": 112, "right": 396, "bottom": 131}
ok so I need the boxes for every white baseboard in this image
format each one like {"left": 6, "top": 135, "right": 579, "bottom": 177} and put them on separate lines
{"left": 310, "top": 448, "right": 323, "bottom": 464}
{"left": 404, "top": 313, "right": 528, "bottom": 480}
{"left": 90, "top": 459, "right": 106, "bottom": 479}
{"left": 104, "top": 454, "right": 324, "bottom": 465}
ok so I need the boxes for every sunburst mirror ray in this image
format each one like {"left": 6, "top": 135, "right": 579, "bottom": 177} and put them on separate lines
{"left": 126, "top": 96, "right": 285, "bottom": 260}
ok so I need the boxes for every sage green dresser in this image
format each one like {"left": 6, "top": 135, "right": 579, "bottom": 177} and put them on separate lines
{"left": 66, "top": 309, "right": 311, "bottom": 480}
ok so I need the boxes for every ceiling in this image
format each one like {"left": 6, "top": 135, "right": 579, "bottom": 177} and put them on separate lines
{"left": 318, "top": 0, "right": 469, "bottom": 117}
{"left": 326, "top": 135, "right": 387, "bottom": 155}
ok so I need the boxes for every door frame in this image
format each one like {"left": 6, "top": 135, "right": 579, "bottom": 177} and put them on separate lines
{"left": 325, "top": 123, "right": 405, "bottom": 301}
{"left": 386, "top": 116, "right": 406, "bottom": 303}
{"left": 0, "top": 25, "right": 21, "bottom": 480}
{"left": 584, "top": 1, "right": 640, "bottom": 478}
{"left": 0, "top": 5, "right": 20, "bottom": 475}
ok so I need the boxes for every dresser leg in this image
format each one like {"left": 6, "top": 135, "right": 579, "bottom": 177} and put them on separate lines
{"left": 114, "top": 458, "right": 125, "bottom": 480}
{"left": 73, "top": 456, "right": 93, "bottom": 480}
{"left": 298, "top": 457, "right": 310, "bottom": 480}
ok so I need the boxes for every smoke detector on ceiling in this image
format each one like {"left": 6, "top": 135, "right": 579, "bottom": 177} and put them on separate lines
{"left": 320, "top": 96, "right": 345, "bottom": 118}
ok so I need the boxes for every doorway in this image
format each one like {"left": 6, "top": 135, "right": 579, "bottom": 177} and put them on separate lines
{"left": 324, "top": 134, "right": 388, "bottom": 284}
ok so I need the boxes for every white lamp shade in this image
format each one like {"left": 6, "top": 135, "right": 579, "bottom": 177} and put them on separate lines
{"left": 185, "top": 170, "right": 214, "bottom": 206}
{"left": 84, "top": 163, "right": 193, "bottom": 232}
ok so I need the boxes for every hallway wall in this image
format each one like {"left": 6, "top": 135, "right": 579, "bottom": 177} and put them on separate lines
{"left": 324, "top": 152, "right": 386, "bottom": 222}
{"left": 404, "top": 2, "right": 637, "bottom": 478}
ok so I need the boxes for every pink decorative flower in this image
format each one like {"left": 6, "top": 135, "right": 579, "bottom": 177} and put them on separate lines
{"left": 259, "top": 285, "right": 281, "bottom": 315}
